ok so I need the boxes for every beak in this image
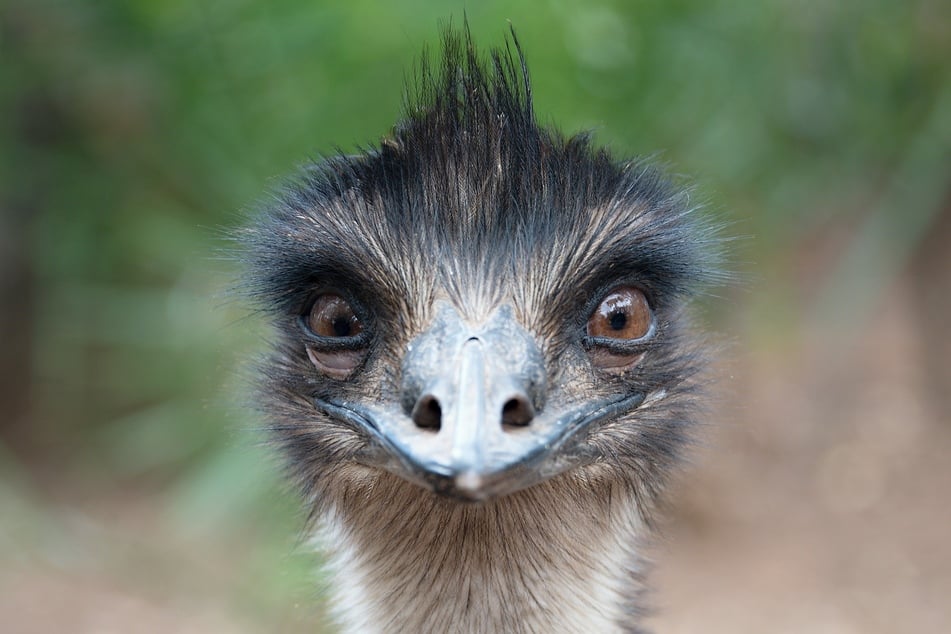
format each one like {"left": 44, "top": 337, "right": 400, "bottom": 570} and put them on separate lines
{"left": 315, "top": 303, "right": 643, "bottom": 501}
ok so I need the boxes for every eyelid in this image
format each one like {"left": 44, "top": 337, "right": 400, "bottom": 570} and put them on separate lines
{"left": 582, "top": 319, "right": 657, "bottom": 350}
{"left": 307, "top": 346, "right": 366, "bottom": 379}
{"left": 299, "top": 314, "right": 371, "bottom": 348}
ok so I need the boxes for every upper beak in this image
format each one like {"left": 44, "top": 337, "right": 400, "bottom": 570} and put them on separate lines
{"left": 315, "top": 303, "right": 643, "bottom": 501}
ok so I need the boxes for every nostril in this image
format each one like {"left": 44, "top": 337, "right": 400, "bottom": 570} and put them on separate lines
{"left": 501, "top": 395, "right": 534, "bottom": 427}
{"left": 411, "top": 394, "right": 443, "bottom": 430}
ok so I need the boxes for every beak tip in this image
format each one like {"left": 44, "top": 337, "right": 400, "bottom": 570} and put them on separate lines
{"left": 454, "top": 469, "right": 485, "bottom": 495}
{"left": 424, "top": 468, "right": 493, "bottom": 503}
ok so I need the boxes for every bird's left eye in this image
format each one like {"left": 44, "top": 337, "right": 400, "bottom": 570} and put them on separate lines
{"left": 585, "top": 286, "right": 653, "bottom": 372}
{"left": 307, "top": 294, "right": 363, "bottom": 339}
{"left": 587, "top": 287, "right": 652, "bottom": 341}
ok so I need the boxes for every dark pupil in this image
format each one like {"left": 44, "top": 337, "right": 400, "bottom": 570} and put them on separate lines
{"left": 332, "top": 315, "right": 352, "bottom": 337}
{"left": 609, "top": 311, "right": 627, "bottom": 331}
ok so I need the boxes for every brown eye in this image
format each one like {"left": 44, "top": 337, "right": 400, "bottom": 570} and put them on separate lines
{"left": 587, "top": 287, "right": 652, "bottom": 340}
{"left": 308, "top": 294, "right": 363, "bottom": 339}
{"left": 304, "top": 294, "right": 366, "bottom": 379}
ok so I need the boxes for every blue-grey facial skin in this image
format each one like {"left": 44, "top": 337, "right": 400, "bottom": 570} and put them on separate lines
{"left": 313, "top": 302, "right": 648, "bottom": 502}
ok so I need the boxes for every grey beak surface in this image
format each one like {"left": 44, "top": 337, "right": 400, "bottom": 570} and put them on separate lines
{"left": 391, "top": 303, "right": 548, "bottom": 499}
{"left": 449, "top": 337, "right": 490, "bottom": 475}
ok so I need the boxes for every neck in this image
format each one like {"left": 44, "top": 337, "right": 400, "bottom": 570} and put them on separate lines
{"left": 316, "top": 470, "right": 649, "bottom": 633}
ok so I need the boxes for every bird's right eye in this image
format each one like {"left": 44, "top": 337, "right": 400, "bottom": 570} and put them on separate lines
{"left": 301, "top": 293, "right": 367, "bottom": 379}
{"left": 306, "top": 294, "right": 364, "bottom": 339}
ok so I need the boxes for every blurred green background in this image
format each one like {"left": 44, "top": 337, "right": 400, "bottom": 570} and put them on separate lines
{"left": 2, "top": 0, "right": 949, "bottom": 632}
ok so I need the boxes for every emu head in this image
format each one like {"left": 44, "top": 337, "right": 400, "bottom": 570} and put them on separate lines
{"left": 244, "top": 30, "right": 718, "bottom": 510}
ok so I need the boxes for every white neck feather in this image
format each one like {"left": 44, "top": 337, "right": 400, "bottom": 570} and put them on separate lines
{"left": 315, "top": 471, "right": 648, "bottom": 633}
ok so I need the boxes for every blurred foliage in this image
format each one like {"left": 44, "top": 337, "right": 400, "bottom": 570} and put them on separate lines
{"left": 0, "top": 0, "right": 948, "bottom": 627}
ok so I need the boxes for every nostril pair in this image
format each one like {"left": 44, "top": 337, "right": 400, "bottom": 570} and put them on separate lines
{"left": 410, "top": 394, "right": 534, "bottom": 430}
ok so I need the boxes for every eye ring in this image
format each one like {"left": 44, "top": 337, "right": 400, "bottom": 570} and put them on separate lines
{"left": 299, "top": 292, "right": 370, "bottom": 378}
{"left": 582, "top": 286, "right": 655, "bottom": 371}
{"left": 586, "top": 286, "right": 653, "bottom": 342}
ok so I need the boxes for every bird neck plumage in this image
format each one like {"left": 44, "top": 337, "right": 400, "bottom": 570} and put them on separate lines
{"left": 316, "top": 472, "right": 648, "bottom": 633}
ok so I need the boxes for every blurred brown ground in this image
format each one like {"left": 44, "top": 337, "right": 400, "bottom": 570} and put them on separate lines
{"left": 646, "top": 205, "right": 951, "bottom": 632}
{"left": 647, "top": 280, "right": 951, "bottom": 633}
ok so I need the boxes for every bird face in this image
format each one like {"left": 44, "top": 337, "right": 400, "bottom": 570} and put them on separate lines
{"left": 249, "top": 181, "right": 706, "bottom": 504}
{"left": 301, "top": 287, "right": 654, "bottom": 501}
{"left": 245, "top": 34, "right": 715, "bottom": 505}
